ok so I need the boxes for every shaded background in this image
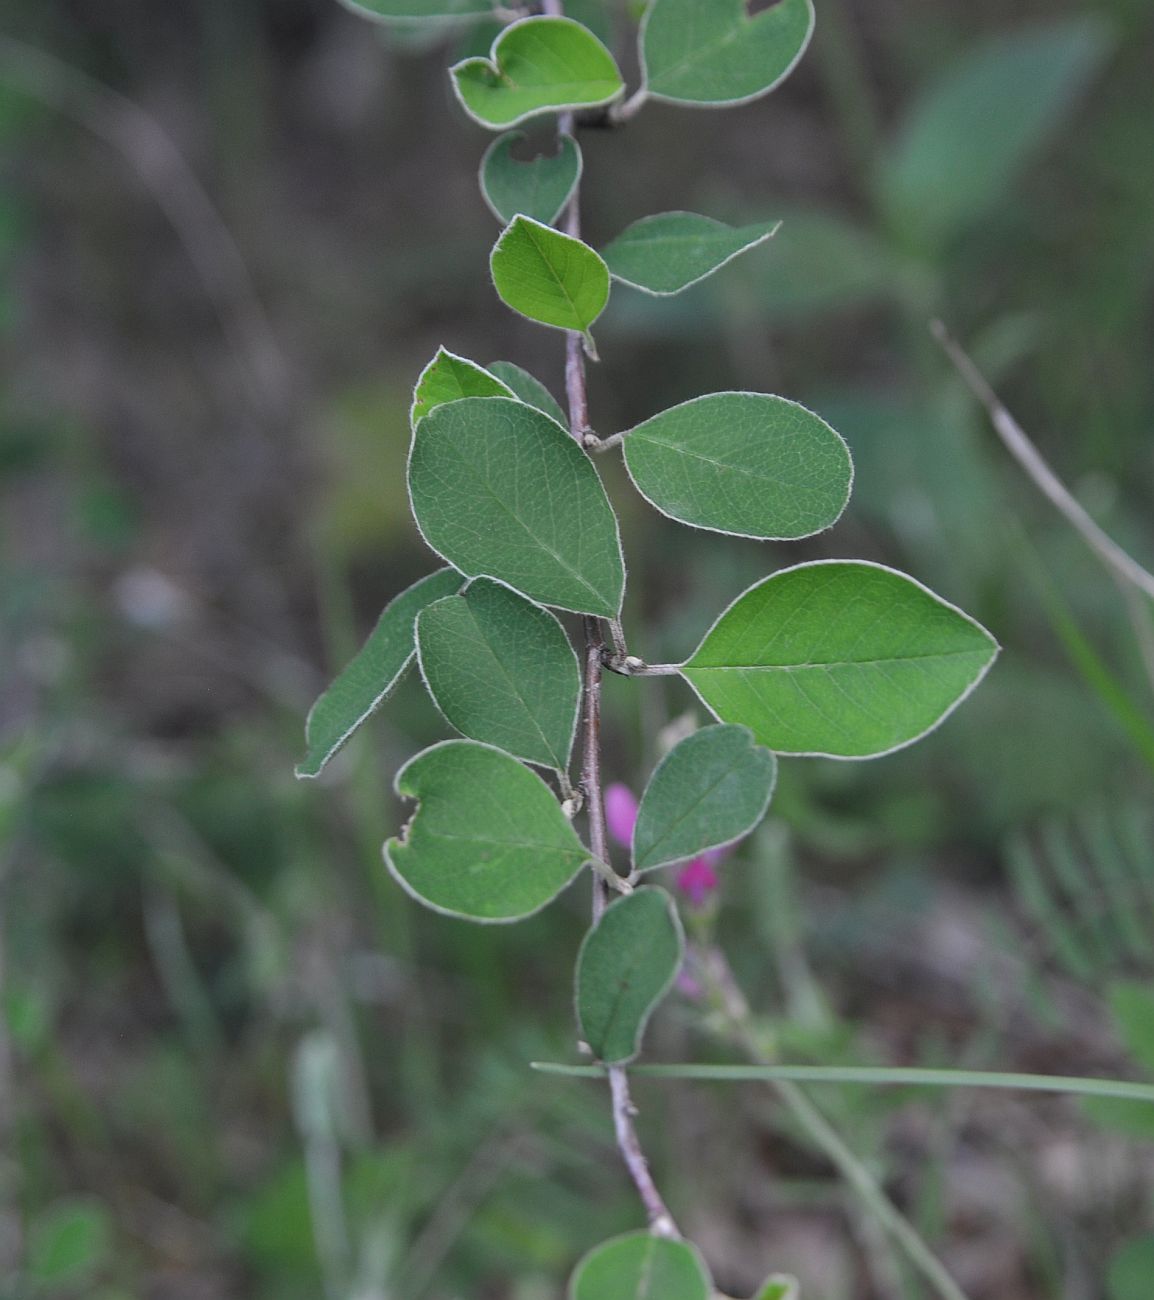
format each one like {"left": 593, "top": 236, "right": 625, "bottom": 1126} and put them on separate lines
{"left": 2, "top": 0, "right": 1154, "bottom": 1296}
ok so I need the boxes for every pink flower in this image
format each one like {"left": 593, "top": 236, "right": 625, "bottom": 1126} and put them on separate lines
{"left": 605, "top": 783, "right": 639, "bottom": 850}
{"left": 603, "top": 781, "right": 724, "bottom": 909}
{"left": 675, "top": 852, "right": 721, "bottom": 908}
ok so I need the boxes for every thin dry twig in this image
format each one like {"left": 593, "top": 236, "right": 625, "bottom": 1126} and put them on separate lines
{"left": 932, "top": 321, "right": 1154, "bottom": 603}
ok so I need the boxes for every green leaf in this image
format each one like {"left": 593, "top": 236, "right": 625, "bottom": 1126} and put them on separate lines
{"left": 880, "top": 17, "right": 1112, "bottom": 251}
{"left": 632, "top": 724, "right": 776, "bottom": 872}
{"left": 451, "top": 17, "right": 625, "bottom": 129}
{"left": 622, "top": 392, "right": 852, "bottom": 540}
{"left": 576, "top": 886, "right": 684, "bottom": 1064}
{"left": 601, "top": 212, "right": 780, "bottom": 296}
{"left": 754, "top": 1278, "right": 799, "bottom": 1300}
{"left": 480, "top": 131, "right": 583, "bottom": 227}
{"left": 385, "top": 740, "right": 589, "bottom": 921}
{"left": 569, "top": 1231, "right": 712, "bottom": 1300}
{"left": 1109, "top": 1237, "right": 1154, "bottom": 1300}
{"left": 408, "top": 397, "right": 625, "bottom": 616}
{"left": 640, "top": 0, "right": 815, "bottom": 107}
{"left": 681, "top": 561, "right": 999, "bottom": 758}
{"left": 417, "top": 578, "right": 580, "bottom": 770}
{"left": 1108, "top": 981, "right": 1154, "bottom": 1075}
{"left": 411, "top": 347, "right": 514, "bottom": 427}
{"left": 297, "top": 568, "right": 462, "bottom": 778}
{"left": 487, "top": 360, "right": 569, "bottom": 428}
{"left": 29, "top": 1199, "right": 112, "bottom": 1285}
{"left": 337, "top": 0, "right": 491, "bottom": 23}
{"left": 491, "top": 215, "right": 610, "bottom": 343}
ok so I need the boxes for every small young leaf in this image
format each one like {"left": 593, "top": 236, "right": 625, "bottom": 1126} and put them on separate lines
{"left": 681, "top": 561, "right": 999, "bottom": 759}
{"left": 640, "top": 0, "right": 815, "bottom": 107}
{"left": 480, "top": 131, "right": 583, "bottom": 227}
{"left": 601, "top": 212, "right": 780, "bottom": 296}
{"left": 298, "top": 568, "right": 461, "bottom": 779}
{"left": 451, "top": 17, "right": 625, "bottom": 129}
{"left": 754, "top": 1278, "right": 800, "bottom": 1300}
{"left": 491, "top": 215, "right": 610, "bottom": 341}
{"left": 338, "top": 0, "right": 491, "bottom": 23}
{"left": 569, "top": 1231, "right": 712, "bottom": 1300}
{"left": 632, "top": 724, "right": 776, "bottom": 872}
{"left": 622, "top": 392, "right": 852, "bottom": 540}
{"left": 1108, "top": 981, "right": 1154, "bottom": 1076}
{"left": 409, "top": 397, "right": 624, "bottom": 616}
{"left": 576, "top": 887, "right": 684, "bottom": 1064}
{"left": 487, "top": 360, "right": 568, "bottom": 428}
{"left": 417, "top": 578, "right": 580, "bottom": 770}
{"left": 880, "top": 18, "right": 1112, "bottom": 251}
{"left": 386, "top": 740, "right": 589, "bottom": 922}
{"left": 411, "top": 347, "right": 514, "bottom": 427}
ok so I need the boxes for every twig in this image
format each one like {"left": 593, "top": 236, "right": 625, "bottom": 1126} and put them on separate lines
{"left": 547, "top": 29, "right": 681, "bottom": 1239}
{"left": 932, "top": 321, "right": 1154, "bottom": 603}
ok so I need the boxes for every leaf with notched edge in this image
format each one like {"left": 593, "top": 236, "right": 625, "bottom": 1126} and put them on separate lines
{"left": 640, "top": 0, "right": 815, "bottom": 107}
{"left": 481, "top": 131, "right": 583, "bottom": 227}
{"left": 452, "top": 17, "right": 624, "bottom": 129}
{"left": 385, "top": 740, "right": 589, "bottom": 921}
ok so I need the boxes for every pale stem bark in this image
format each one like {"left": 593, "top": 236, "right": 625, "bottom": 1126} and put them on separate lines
{"left": 545, "top": 19, "right": 680, "bottom": 1238}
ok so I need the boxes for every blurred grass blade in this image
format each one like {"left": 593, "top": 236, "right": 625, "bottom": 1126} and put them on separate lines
{"left": 1007, "top": 828, "right": 1099, "bottom": 983}
{"left": 531, "top": 1062, "right": 1154, "bottom": 1103}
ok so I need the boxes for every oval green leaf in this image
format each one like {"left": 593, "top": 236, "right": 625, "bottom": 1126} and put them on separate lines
{"left": 487, "top": 360, "right": 569, "bottom": 428}
{"left": 481, "top": 131, "right": 583, "bottom": 227}
{"left": 632, "top": 724, "right": 776, "bottom": 872}
{"left": 409, "top": 397, "right": 625, "bottom": 617}
{"left": 681, "top": 561, "right": 999, "bottom": 759}
{"left": 451, "top": 17, "right": 624, "bottom": 129}
{"left": 386, "top": 740, "right": 589, "bottom": 921}
{"left": 417, "top": 578, "right": 580, "bottom": 770}
{"left": 602, "top": 212, "right": 780, "bottom": 296}
{"left": 640, "top": 0, "right": 815, "bottom": 107}
{"left": 576, "top": 886, "right": 684, "bottom": 1064}
{"left": 411, "top": 347, "right": 514, "bottom": 427}
{"left": 622, "top": 392, "right": 853, "bottom": 540}
{"left": 569, "top": 1231, "right": 712, "bottom": 1300}
{"left": 338, "top": 0, "right": 491, "bottom": 23}
{"left": 297, "top": 568, "right": 462, "bottom": 779}
{"left": 491, "top": 215, "right": 610, "bottom": 342}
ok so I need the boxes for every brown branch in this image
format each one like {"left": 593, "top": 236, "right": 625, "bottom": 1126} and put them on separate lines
{"left": 545, "top": 31, "right": 680, "bottom": 1241}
